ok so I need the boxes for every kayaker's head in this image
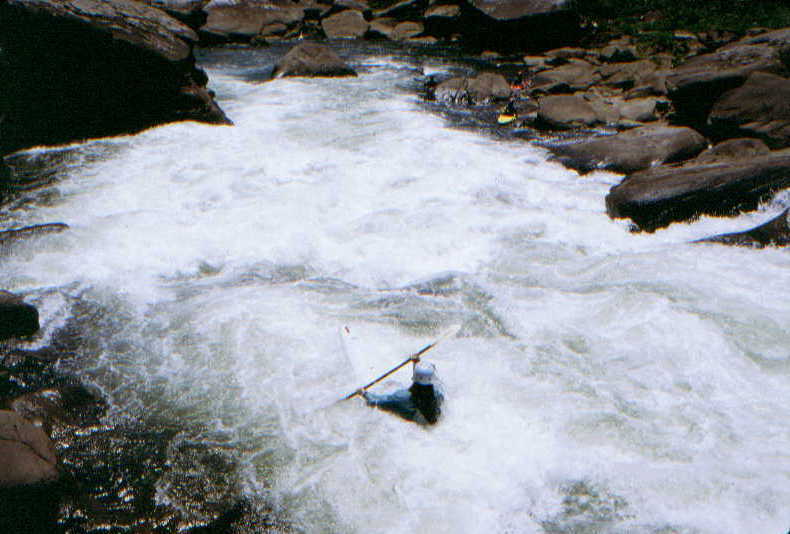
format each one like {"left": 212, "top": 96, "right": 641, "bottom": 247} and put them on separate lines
{"left": 410, "top": 362, "right": 441, "bottom": 424}
{"left": 412, "top": 361, "right": 436, "bottom": 386}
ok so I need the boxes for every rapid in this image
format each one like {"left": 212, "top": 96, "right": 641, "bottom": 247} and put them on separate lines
{"left": 1, "top": 43, "right": 789, "bottom": 533}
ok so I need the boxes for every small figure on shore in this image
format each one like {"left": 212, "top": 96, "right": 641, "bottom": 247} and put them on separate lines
{"left": 497, "top": 99, "right": 518, "bottom": 125}
{"left": 359, "top": 361, "right": 444, "bottom": 425}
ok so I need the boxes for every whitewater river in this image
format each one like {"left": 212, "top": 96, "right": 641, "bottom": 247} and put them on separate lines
{"left": 1, "top": 43, "right": 789, "bottom": 533}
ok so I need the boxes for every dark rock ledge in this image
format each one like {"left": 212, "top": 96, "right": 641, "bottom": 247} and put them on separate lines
{"left": 0, "top": 0, "right": 231, "bottom": 156}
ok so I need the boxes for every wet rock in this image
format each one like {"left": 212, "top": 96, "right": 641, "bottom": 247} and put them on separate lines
{"left": 271, "top": 41, "right": 357, "bottom": 78}
{"left": 0, "top": 0, "right": 230, "bottom": 156}
{"left": 549, "top": 124, "right": 707, "bottom": 175}
{"left": 696, "top": 209, "right": 790, "bottom": 247}
{"left": 666, "top": 30, "right": 789, "bottom": 128}
{"left": 0, "top": 410, "right": 58, "bottom": 487}
{"left": 537, "top": 94, "right": 601, "bottom": 129}
{"left": 0, "top": 291, "right": 39, "bottom": 341}
{"left": 707, "top": 71, "right": 790, "bottom": 149}
{"left": 606, "top": 148, "right": 790, "bottom": 231}
{"left": 0, "top": 223, "right": 69, "bottom": 246}
{"left": 4, "top": 382, "right": 105, "bottom": 435}
{"left": 322, "top": 9, "right": 369, "bottom": 39}
{"left": 434, "top": 72, "right": 511, "bottom": 105}
{"left": 422, "top": 3, "right": 460, "bottom": 39}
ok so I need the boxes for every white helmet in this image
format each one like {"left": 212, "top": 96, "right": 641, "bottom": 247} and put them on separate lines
{"left": 413, "top": 361, "right": 436, "bottom": 386}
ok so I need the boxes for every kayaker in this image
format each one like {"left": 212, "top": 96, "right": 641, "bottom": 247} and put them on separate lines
{"left": 358, "top": 361, "right": 444, "bottom": 425}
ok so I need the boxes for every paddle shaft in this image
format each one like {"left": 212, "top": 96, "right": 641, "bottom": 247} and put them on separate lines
{"left": 340, "top": 339, "right": 440, "bottom": 401}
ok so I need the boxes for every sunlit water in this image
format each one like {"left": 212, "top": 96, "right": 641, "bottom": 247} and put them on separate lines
{"left": 1, "top": 43, "right": 789, "bottom": 534}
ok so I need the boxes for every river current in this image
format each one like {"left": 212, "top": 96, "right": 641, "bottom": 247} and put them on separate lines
{"left": 1, "top": 43, "right": 789, "bottom": 533}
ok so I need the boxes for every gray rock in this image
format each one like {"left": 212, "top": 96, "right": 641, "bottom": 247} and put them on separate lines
{"left": 271, "top": 41, "right": 357, "bottom": 78}
{"left": 606, "top": 148, "right": 790, "bottom": 231}
{"left": 201, "top": 1, "right": 309, "bottom": 41}
{"left": 321, "top": 9, "right": 369, "bottom": 39}
{"left": 599, "top": 39, "right": 638, "bottom": 63}
{"left": 549, "top": 124, "right": 708, "bottom": 174}
{"left": 0, "top": 291, "right": 39, "bottom": 341}
{"left": 373, "top": 0, "right": 426, "bottom": 21}
{"left": 708, "top": 71, "right": 790, "bottom": 149}
{"left": 696, "top": 209, "right": 790, "bottom": 247}
{"left": 599, "top": 59, "right": 658, "bottom": 90}
{"left": 0, "top": 410, "right": 58, "bottom": 488}
{"left": 368, "top": 17, "right": 398, "bottom": 39}
{"left": 424, "top": 4, "right": 459, "bottom": 18}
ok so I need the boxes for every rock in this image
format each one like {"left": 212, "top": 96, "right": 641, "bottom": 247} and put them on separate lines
{"left": 537, "top": 94, "right": 601, "bottom": 129}
{"left": 4, "top": 383, "right": 104, "bottom": 435}
{"left": 462, "top": 0, "right": 580, "bottom": 52}
{"left": 549, "top": 124, "right": 708, "bottom": 174}
{"left": 599, "top": 38, "right": 638, "bottom": 63}
{"left": 139, "top": 0, "right": 208, "bottom": 30}
{"left": 271, "top": 42, "right": 357, "bottom": 78}
{"left": 321, "top": 9, "right": 369, "bottom": 39}
{"left": 201, "top": 1, "right": 307, "bottom": 43}
{"left": 626, "top": 71, "right": 669, "bottom": 98}
{"left": 367, "top": 17, "right": 398, "bottom": 39}
{"left": 530, "top": 60, "right": 600, "bottom": 94}
{"left": 0, "top": 410, "right": 58, "bottom": 487}
{"left": 545, "top": 47, "right": 596, "bottom": 63}
{"left": 0, "top": 291, "right": 39, "bottom": 341}
{"left": 666, "top": 33, "right": 788, "bottom": 128}
{"left": 434, "top": 72, "right": 511, "bottom": 105}
{"left": 0, "top": 0, "right": 229, "bottom": 156}
{"left": 391, "top": 20, "right": 424, "bottom": 41}
{"left": 373, "top": 0, "right": 426, "bottom": 21}
{"left": 694, "top": 138, "right": 771, "bottom": 164}
{"left": 606, "top": 148, "right": 790, "bottom": 231}
{"left": 599, "top": 59, "right": 658, "bottom": 90}
{"left": 696, "top": 209, "right": 790, "bottom": 247}
{"left": 0, "top": 223, "right": 69, "bottom": 245}
{"left": 424, "top": 4, "right": 460, "bottom": 18}
{"left": 707, "top": 72, "right": 790, "bottom": 149}
{"left": 616, "top": 97, "right": 662, "bottom": 123}
{"left": 259, "top": 22, "right": 288, "bottom": 38}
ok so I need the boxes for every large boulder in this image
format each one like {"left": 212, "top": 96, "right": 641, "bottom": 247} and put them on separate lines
{"left": 707, "top": 72, "right": 790, "bottom": 149}
{"left": 549, "top": 125, "right": 707, "bottom": 175}
{"left": 696, "top": 209, "right": 790, "bottom": 248}
{"left": 462, "top": 0, "right": 580, "bottom": 52}
{"left": 606, "top": 148, "right": 790, "bottom": 231}
{"left": 666, "top": 29, "right": 790, "bottom": 128}
{"left": 321, "top": 9, "right": 368, "bottom": 39}
{"left": 0, "top": 291, "right": 39, "bottom": 341}
{"left": 139, "top": 0, "right": 208, "bottom": 30}
{"left": 434, "top": 72, "right": 511, "bottom": 105}
{"left": 271, "top": 42, "right": 357, "bottom": 78}
{"left": 0, "top": 0, "right": 230, "bottom": 156}
{"left": 200, "top": 1, "right": 308, "bottom": 42}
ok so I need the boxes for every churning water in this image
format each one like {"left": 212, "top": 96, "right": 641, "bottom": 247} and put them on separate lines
{"left": 1, "top": 43, "right": 789, "bottom": 533}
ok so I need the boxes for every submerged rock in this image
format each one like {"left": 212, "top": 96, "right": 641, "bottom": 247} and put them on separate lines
{"left": 606, "top": 148, "right": 790, "bottom": 232}
{"left": 0, "top": 291, "right": 39, "bottom": 341}
{"left": 271, "top": 41, "right": 357, "bottom": 78}
{"left": 0, "top": 0, "right": 230, "bottom": 156}
{"left": 697, "top": 209, "right": 790, "bottom": 247}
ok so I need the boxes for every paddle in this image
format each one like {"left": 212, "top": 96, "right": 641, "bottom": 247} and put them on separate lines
{"left": 339, "top": 323, "right": 461, "bottom": 402}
